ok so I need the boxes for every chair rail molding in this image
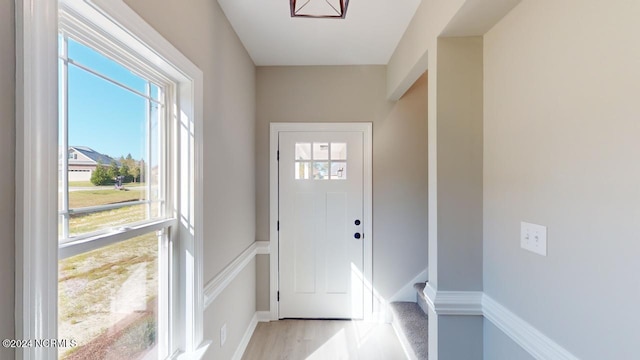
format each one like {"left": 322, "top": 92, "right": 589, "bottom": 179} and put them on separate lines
{"left": 423, "top": 285, "right": 579, "bottom": 360}
{"left": 203, "top": 241, "right": 270, "bottom": 309}
{"left": 482, "top": 295, "right": 579, "bottom": 360}
{"left": 423, "top": 283, "right": 483, "bottom": 315}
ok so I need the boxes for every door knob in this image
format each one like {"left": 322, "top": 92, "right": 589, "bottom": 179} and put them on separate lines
{"left": 354, "top": 232, "right": 361, "bottom": 239}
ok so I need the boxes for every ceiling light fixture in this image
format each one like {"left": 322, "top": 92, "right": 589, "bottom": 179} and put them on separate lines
{"left": 290, "top": 0, "right": 350, "bottom": 19}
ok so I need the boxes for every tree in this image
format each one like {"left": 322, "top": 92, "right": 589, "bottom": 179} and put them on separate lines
{"left": 90, "top": 162, "right": 111, "bottom": 186}
{"left": 131, "top": 163, "right": 141, "bottom": 183}
{"left": 122, "top": 153, "right": 139, "bottom": 183}
{"left": 136, "top": 159, "right": 145, "bottom": 183}
{"left": 107, "top": 160, "right": 120, "bottom": 180}
{"left": 119, "top": 162, "right": 132, "bottom": 183}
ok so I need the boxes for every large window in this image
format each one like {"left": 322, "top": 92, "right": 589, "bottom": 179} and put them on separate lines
{"left": 57, "top": 12, "right": 174, "bottom": 360}
{"left": 17, "top": 1, "right": 205, "bottom": 358}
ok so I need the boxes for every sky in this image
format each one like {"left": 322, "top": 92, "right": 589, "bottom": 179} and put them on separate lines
{"left": 63, "top": 37, "right": 160, "bottom": 161}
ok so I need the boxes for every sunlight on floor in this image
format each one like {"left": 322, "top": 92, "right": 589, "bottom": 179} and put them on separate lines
{"left": 306, "top": 328, "right": 349, "bottom": 359}
{"left": 242, "top": 320, "right": 407, "bottom": 360}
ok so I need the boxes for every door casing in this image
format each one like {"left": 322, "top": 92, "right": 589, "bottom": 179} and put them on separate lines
{"left": 269, "top": 122, "right": 373, "bottom": 321}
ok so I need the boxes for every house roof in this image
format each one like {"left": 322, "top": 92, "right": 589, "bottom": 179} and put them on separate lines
{"left": 69, "top": 146, "right": 120, "bottom": 166}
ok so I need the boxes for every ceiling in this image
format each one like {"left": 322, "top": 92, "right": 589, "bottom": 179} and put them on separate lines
{"left": 217, "top": 0, "right": 422, "bottom": 66}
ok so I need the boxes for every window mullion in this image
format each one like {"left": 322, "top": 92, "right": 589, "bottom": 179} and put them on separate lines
{"left": 146, "top": 81, "right": 152, "bottom": 219}
{"left": 58, "top": 217, "right": 176, "bottom": 259}
{"left": 65, "top": 58, "right": 164, "bottom": 105}
{"left": 61, "top": 35, "right": 70, "bottom": 240}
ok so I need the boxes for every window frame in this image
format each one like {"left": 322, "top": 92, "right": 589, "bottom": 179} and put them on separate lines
{"left": 16, "top": 0, "right": 208, "bottom": 358}
{"left": 57, "top": 25, "right": 174, "bottom": 248}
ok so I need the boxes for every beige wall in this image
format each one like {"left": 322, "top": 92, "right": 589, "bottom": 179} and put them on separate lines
{"left": 435, "top": 37, "right": 483, "bottom": 291}
{"left": 124, "top": 0, "right": 257, "bottom": 356}
{"left": 484, "top": 0, "right": 640, "bottom": 358}
{"left": 426, "top": 36, "right": 484, "bottom": 359}
{"left": 255, "top": 254, "right": 269, "bottom": 311}
{"left": 256, "top": 66, "right": 428, "bottom": 309}
{"left": 0, "top": 0, "right": 14, "bottom": 358}
{"left": 204, "top": 259, "right": 256, "bottom": 360}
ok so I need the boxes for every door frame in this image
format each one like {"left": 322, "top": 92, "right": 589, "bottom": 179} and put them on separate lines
{"left": 269, "top": 122, "right": 373, "bottom": 321}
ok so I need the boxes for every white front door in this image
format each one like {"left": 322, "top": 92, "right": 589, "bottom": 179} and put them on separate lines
{"left": 279, "top": 131, "right": 365, "bottom": 319}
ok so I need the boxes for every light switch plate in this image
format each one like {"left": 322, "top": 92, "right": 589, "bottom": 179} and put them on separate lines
{"left": 220, "top": 323, "right": 227, "bottom": 347}
{"left": 521, "top": 221, "right": 547, "bottom": 256}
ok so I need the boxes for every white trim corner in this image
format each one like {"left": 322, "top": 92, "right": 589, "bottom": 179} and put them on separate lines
{"left": 256, "top": 311, "right": 272, "bottom": 323}
{"left": 423, "top": 283, "right": 483, "bottom": 316}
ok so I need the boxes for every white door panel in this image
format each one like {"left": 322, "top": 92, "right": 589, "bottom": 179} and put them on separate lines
{"left": 279, "top": 131, "right": 364, "bottom": 319}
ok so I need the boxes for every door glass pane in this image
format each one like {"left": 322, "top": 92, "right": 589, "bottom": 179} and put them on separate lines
{"left": 313, "top": 162, "right": 329, "bottom": 180}
{"left": 295, "top": 143, "right": 311, "bottom": 160}
{"left": 295, "top": 162, "right": 311, "bottom": 180}
{"left": 58, "top": 232, "right": 160, "bottom": 359}
{"left": 331, "top": 162, "right": 347, "bottom": 179}
{"left": 313, "top": 143, "right": 329, "bottom": 160}
{"left": 331, "top": 143, "right": 347, "bottom": 160}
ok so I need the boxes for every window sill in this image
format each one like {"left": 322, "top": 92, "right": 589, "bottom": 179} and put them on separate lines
{"left": 171, "top": 341, "right": 212, "bottom": 360}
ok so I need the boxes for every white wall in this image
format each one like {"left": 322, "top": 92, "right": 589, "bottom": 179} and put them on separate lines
{"left": 255, "top": 66, "right": 429, "bottom": 309}
{"left": 0, "top": 0, "right": 15, "bottom": 358}
{"left": 123, "top": 1, "right": 257, "bottom": 357}
{"left": 484, "top": 0, "right": 640, "bottom": 358}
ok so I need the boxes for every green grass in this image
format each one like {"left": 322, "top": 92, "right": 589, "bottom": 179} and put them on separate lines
{"left": 68, "top": 181, "right": 146, "bottom": 188}
{"left": 69, "top": 189, "right": 145, "bottom": 209}
{"left": 69, "top": 204, "right": 147, "bottom": 235}
{"left": 68, "top": 181, "right": 95, "bottom": 187}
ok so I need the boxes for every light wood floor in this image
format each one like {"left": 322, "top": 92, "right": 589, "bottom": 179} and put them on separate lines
{"left": 241, "top": 320, "right": 408, "bottom": 360}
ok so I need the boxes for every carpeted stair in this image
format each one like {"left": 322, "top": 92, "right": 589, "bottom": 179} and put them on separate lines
{"left": 390, "top": 282, "right": 429, "bottom": 360}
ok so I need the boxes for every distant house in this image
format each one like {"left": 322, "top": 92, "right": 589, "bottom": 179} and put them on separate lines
{"left": 67, "top": 146, "right": 119, "bottom": 182}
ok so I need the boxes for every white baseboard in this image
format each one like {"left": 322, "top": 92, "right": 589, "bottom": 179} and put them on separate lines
{"left": 389, "top": 268, "right": 428, "bottom": 302}
{"left": 256, "top": 311, "right": 272, "bottom": 322}
{"left": 231, "top": 311, "right": 272, "bottom": 360}
{"left": 391, "top": 316, "right": 419, "bottom": 360}
{"left": 231, "top": 313, "right": 258, "bottom": 360}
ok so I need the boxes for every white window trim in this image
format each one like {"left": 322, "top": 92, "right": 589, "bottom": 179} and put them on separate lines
{"left": 15, "top": 0, "right": 208, "bottom": 359}
{"left": 269, "top": 122, "right": 374, "bottom": 321}
{"left": 56, "top": 13, "right": 173, "bottom": 248}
